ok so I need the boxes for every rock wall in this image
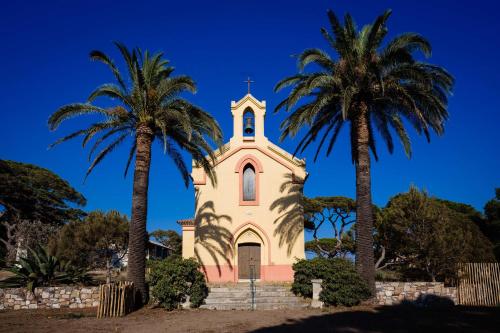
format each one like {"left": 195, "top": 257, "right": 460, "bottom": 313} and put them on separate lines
{"left": 375, "top": 282, "right": 457, "bottom": 305}
{"left": 0, "top": 286, "right": 99, "bottom": 310}
{"left": 0, "top": 282, "right": 458, "bottom": 310}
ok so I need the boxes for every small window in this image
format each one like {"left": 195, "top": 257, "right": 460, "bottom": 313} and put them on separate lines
{"left": 243, "top": 164, "right": 256, "bottom": 201}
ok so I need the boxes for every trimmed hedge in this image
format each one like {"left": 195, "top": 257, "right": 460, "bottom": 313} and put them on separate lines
{"left": 148, "top": 256, "right": 208, "bottom": 310}
{"left": 292, "top": 257, "right": 371, "bottom": 306}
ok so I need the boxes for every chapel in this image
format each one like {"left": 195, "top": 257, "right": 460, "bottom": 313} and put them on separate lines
{"left": 178, "top": 93, "right": 307, "bottom": 282}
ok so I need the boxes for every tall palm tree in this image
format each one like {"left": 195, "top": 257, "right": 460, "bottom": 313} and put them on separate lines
{"left": 274, "top": 9, "right": 453, "bottom": 292}
{"left": 48, "top": 43, "right": 222, "bottom": 304}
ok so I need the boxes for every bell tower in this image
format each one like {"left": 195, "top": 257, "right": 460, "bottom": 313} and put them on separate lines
{"left": 230, "top": 93, "right": 266, "bottom": 145}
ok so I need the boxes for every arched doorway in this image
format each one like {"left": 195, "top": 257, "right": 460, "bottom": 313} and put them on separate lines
{"left": 238, "top": 243, "right": 261, "bottom": 280}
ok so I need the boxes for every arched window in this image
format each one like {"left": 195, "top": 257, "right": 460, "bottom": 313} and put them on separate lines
{"left": 242, "top": 164, "right": 256, "bottom": 201}
{"left": 243, "top": 108, "right": 255, "bottom": 136}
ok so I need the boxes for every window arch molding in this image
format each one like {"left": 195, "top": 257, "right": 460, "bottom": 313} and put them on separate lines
{"left": 235, "top": 155, "right": 263, "bottom": 206}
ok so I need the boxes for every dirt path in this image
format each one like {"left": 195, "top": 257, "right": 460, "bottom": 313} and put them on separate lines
{"left": 0, "top": 305, "right": 498, "bottom": 333}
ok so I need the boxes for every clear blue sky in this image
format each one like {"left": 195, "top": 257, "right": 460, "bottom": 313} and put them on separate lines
{"left": 1, "top": 0, "right": 499, "bottom": 238}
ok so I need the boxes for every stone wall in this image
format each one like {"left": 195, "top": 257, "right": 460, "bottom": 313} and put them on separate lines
{"left": 0, "top": 286, "right": 99, "bottom": 310}
{"left": 375, "top": 282, "right": 457, "bottom": 305}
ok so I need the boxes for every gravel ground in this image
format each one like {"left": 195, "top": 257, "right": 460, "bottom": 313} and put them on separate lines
{"left": 0, "top": 304, "right": 499, "bottom": 333}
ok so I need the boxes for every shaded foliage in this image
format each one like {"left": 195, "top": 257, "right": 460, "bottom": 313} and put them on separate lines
{"left": 0, "top": 160, "right": 86, "bottom": 224}
{"left": 292, "top": 257, "right": 371, "bottom": 306}
{"left": 0, "top": 160, "right": 85, "bottom": 265}
{"left": 148, "top": 256, "right": 208, "bottom": 310}
{"left": 305, "top": 238, "right": 347, "bottom": 258}
{"left": 2, "top": 220, "right": 61, "bottom": 265}
{"left": 482, "top": 188, "right": 500, "bottom": 260}
{"left": 150, "top": 229, "right": 182, "bottom": 255}
{"left": 304, "top": 196, "right": 356, "bottom": 258}
{"left": 376, "top": 186, "right": 495, "bottom": 282}
{"left": 50, "top": 210, "right": 129, "bottom": 282}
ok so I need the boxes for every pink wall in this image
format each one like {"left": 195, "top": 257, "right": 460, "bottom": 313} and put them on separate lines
{"left": 202, "top": 264, "right": 294, "bottom": 283}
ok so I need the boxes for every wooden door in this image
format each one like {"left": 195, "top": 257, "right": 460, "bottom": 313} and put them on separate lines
{"left": 238, "top": 243, "right": 261, "bottom": 279}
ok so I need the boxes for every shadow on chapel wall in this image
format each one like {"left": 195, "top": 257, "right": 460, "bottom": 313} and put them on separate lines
{"left": 194, "top": 190, "right": 233, "bottom": 277}
{"left": 269, "top": 174, "right": 305, "bottom": 255}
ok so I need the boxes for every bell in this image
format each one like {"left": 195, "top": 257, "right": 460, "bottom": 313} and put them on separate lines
{"left": 244, "top": 117, "right": 254, "bottom": 135}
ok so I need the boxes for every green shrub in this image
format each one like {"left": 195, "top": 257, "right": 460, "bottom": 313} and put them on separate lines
{"left": 148, "top": 256, "right": 208, "bottom": 310}
{"left": 292, "top": 257, "right": 371, "bottom": 306}
{"left": 375, "top": 269, "right": 403, "bottom": 282}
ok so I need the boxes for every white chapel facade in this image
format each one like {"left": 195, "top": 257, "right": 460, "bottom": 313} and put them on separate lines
{"left": 178, "top": 93, "right": 306, "bottom": 282}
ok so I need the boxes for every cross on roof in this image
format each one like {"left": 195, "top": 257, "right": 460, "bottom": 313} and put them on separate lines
{"left": 244, "top": 77, "right": 254, "bottom": 94}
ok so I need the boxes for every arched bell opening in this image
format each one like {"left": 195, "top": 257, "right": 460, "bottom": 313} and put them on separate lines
{"left": 243, "top": 107, "right": 255, "bottom": 136}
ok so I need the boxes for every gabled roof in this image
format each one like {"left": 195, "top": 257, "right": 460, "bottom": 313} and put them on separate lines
{"left": 231, "top": 93, "right": 266, "bottom": 111}
{"left": 148, "top": 239, "right": 172, "bottom": 250}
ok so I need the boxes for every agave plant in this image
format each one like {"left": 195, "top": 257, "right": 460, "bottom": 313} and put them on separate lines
{"left": 0, "top": 246, "right": 90, "bottom": 292}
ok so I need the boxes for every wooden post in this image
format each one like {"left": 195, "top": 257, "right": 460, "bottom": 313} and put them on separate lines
{"left": 457, "top": 263, "right": 500, "bottom": 306}
{"left": 96, "top": 281, "right": 135, "bottom": 318}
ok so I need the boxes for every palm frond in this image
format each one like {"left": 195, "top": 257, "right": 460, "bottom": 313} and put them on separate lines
{"left": 48, "top": 104, "right": 111, "bottom": 130}
{"left": 274, "top": 8, "right": 453, "bottom": 164}
{"left": 87, "top": 84, "right": 131, "bottom": 106}
{"left": 298, "top": 49, "right": 336, "bottom": 71}
{"left": 48, "top": 129, "right": 88, "bottom": 149}
{"left": 85, "top": 133, "right": 128, "bottom": 179}
{"left": 89, "top": 50, "right": 127, "bottom": 90}
{"left": 123, "top": 141, "right": 136, "bottom": 178}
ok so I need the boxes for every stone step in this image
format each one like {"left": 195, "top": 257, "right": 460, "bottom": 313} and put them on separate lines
{"left": 200, "top": 283, "right": 307, "bottom": 310}
{"left": 200, "top": 302, "right": 308, "bottom": 311}
{"left": 204, "top": 296, "right": 303, "bottom": 304}
{"left": 200, "top": 304, "right": 251, "bottom": 310}
{"left": 208, "top": 287, "right": 292, "bottom": 292}
{"left": 205, "top": 291, "right": 296, "bottom": 298}
{"left": 256, "top": 302, "right": 308, "bottom": 310}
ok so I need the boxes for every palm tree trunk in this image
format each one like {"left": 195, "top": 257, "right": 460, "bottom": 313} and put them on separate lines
{"left": 354, "top": 102, "right": 376, "bottom": 293}
{"left": 127, "top": 124, "right": 153, "bottom": 306}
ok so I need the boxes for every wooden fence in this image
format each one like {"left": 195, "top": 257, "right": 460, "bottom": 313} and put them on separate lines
{"left": 97, "top": 281, "right": 135, "bottom": 318}
{"left": 457, "top": 263, "right": 500, "bottom": 306}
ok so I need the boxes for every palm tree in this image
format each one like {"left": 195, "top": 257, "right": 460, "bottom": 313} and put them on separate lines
{"left": 274, "top": 9, "right": 453, "bottom": 292}
{"left": 48, "top": 42, "right": 222, "bottom": 304}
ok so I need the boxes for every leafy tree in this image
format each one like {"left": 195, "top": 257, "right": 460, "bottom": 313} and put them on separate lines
{"left": 5, "top": 220, "right": 61, "bottom": 264}
{"left": 485, "top": 189, "right": 500, "bottom": 221}
{"left": 150, "top": 229, "right": 182, "bottom": 255}
{"left": 482, "top": 188, "right": 500, "bottom": 260}
{"left": 50, "top": 210, "right": 129, "bottom": 283}
{"left": 376, "top": 186, "right": 495, "bottom": 281}
{"left": 48, "top": 43, "right": 222, "bottom": 303}
{"left": 0, "top": 160, "right": 86, "bottom": 265}
{"left": 423, "top": 191, "right": 500, "bottom": 262}
{"left": 305, "top": 238, "right": 341, "bottom": 258}
{"left": 436, "top": 198, "right": 484, "bottom": 225}
{"left": 0, "top": 160, "right": 86, "bottom": 224}
{"left": 274, "top": 9, "right": 453, "bottom": 291}
{"left": 304, "top": 196, "right": 355, "bottom": 258}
